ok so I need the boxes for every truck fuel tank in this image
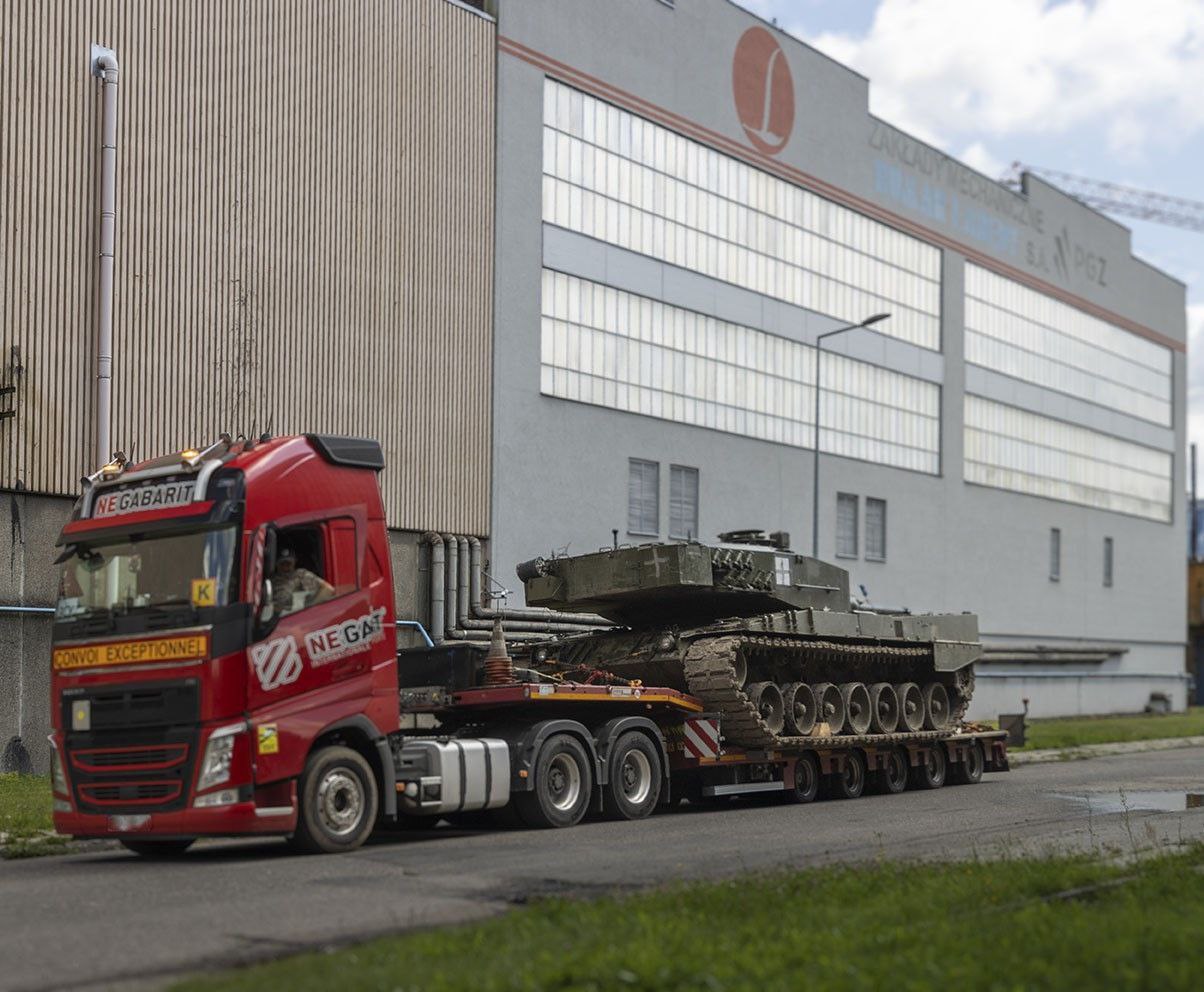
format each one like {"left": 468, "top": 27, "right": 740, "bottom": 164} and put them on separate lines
{"left": 395, "top": 738, "right": 510, "bottom": 816}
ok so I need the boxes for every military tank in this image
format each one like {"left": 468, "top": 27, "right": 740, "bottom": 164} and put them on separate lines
{"left": 515, "top": 531, "right": 979, "bottom": 749}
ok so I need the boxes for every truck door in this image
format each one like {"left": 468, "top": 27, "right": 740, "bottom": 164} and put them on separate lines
{"left": 246, "top": 517, "right": 384, "bottom": 714}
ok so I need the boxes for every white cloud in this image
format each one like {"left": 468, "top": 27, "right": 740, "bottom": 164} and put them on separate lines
{"left": 959, "top": 141, "right": 1008, "bottom": 180}
{"left": 793, "top": 0, "right": 1204, "bottom": 158}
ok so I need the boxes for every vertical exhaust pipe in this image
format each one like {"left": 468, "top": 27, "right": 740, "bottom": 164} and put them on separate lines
{"left": 90, "top": 44, "right": 119, "bottom": 467}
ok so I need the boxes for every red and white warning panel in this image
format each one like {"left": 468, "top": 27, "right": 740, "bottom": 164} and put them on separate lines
{"left": 683, "top": 716, "right": 721, "bottom": 760}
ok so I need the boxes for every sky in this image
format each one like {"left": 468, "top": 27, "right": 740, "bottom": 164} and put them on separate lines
{"left": 733, "top": 0, "right": 1204, "bottom": 480}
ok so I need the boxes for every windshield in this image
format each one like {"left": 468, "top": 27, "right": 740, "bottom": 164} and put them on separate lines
{"left": 56, "top": 527, "right": 239, "bottom": 620}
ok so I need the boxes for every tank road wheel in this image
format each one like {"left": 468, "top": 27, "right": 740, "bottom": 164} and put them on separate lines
{"left": 868, "top": 683, "right": 899, "bottom": 734}
{"left": 290, "top": 745, "right": 379, "bottom": 854}
{"left": 951, "top": 741, "right": 985, "bottom": 786}
{"left": 602, "top": 732, "right": 663, "bottom": 821}
{"left": 515, "top": 733, "right": 594, "bottom": 829}
{"left": 782, "top": 682, "right": 818, "bottom": 736}
{"left": 746, "top": 682, "right": 785, "bottom": 735}
{"left": 840, "top": 683, "right": 872, "bottom": 735}
{"left": 870, "top": 746, "right": 909, "bottom": 795}
{"left": 910, "top": 745, "right": 947, "bottom": 790}
{"left": 830, "top": 750, "right": 866, "bottom": 800}
{"left": 783, "top": 752, "right": 820, "bottom": 804}
{"left": 922, "top": 683, "right": 952, "bottom": 731}
{"left": 730, "top": 649, "right": 748, "bottom": 690}
{"left": 120, "top": 838, "right": 195, "bottom": 858}
{"left": 812, "top": 683, "right": 846, "bottom": 734}
{"left": 896, "top": 682, "right": 924, "bottom": 733}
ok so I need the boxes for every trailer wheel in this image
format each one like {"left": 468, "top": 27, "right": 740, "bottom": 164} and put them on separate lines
{"left": 951, "top": 741, "right": 985, "bottom": 785}
{"left": 120, "top": 838, "right": 194, "bottom": 858}
{"left": 830, "top": 750, "right": 866, "bottom": 800}
{"left": 783, "top": 752, "right": 820, "bottom": 804}
{"left": 290, "top": 745, "right": 379, "bottom": 853}
{"left": 870, "top": 746, "right": 909, "bottom": 795}
{"left": 910, "top": 744, "right": 947, "bottom": 790}
{"left": 601, "top": 732, "right": 662, "bottom": 821}
{"left": 515, "top": 733, "right": 593, "bottom": 828}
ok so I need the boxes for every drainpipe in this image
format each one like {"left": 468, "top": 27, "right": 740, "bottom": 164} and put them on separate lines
{"left": 422, "top": 532, "right": 445, "bottom": 644}
{"left": 90, "top": 45, "right": 119, "bottom": 468}
{"left": 443, "top": 534, "right": 458, "bottom": 640}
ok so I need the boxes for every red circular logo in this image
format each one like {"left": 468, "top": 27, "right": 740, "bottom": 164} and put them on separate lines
{"left": 731, "top": 26, "right": 795, "bottom": 156}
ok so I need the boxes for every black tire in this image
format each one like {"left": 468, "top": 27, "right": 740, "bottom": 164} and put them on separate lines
{"left": 951, "top": 741, "right": 985, "bottom": 785}
{"left": 120, "top": 838, "right": 194, "bottom": 857}
{"left": 290, "top": 745, "right": 379, "bottom": 854}
{"left": 514, "top": 733, "right": 593, "bottom": 828}
{"left": 830, "top": 750, "right": 866, "bottom": 800}
{"left": 870, "top": 746, "right": 909, "bottom": 795}
{"left": 601, "top": 732, "right": 662, "bottom": 821}
{"left": 783, "top": 752, "right": 820, "bottom": 804}
{"left": 910, "top": 744, "right": 947, "bottom": 790}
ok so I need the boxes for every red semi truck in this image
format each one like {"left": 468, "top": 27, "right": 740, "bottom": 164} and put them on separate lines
{"left": 49, "top": 435, "right": 1007, "bottom": 854}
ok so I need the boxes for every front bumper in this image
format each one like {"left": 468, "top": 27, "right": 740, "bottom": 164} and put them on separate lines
{"left": 53, "top": 795, "right": 297, "bottom": 840}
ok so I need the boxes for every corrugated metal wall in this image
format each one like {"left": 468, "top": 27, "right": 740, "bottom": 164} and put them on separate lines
{"left": 0, "top": 0, "right": 495, "bottom": 534}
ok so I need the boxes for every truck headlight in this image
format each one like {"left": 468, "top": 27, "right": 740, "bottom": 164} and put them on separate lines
{"left": 196, "top": 722, "right": 246, "bottom": 793}
{"left": 48, "top": 736, "right": 68, "bottom": 797}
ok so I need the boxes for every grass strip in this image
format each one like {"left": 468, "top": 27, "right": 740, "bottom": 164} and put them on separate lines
{"left": 0, "top": 773, "right": 66, "bottom": 859}
{"left": 174, "top": 845, "right": 1204, "bottom": 992}
{"left": 1017, "top": 706, "right": 1204, "bottom": 751}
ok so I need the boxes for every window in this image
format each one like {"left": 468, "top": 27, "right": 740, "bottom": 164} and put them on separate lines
{"left": 628, "top": 459, "right": 659, "bottom": 536}
{"left": 1103, "top": 537, "right": 1114, "bottom": 587}
{"left": 866, "top": 498, "right": 887, "bottom": 561}
{"left": 1049, "top": 528, "right": 1061, "bottom": 583}
{"left": 836, "top": 493, "right": 858, "bottom": 558}
{"left": 669, "top": 465, "right": 699, "bottom": 539}
{"left": 272, "top": 525, "right": 335, "bottom": 618}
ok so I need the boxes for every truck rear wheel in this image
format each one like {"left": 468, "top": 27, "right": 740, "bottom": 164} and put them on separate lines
{"left": 910, "top": 744, "right": 947, "bottom": 790}
{"left": 601, "top": 732, "right": 662, "bottom": 821}
{"left": 290, "top": 745, "right": 378, "bottom": 854}
{"left": 870, "top": 746, "right": 909, "bottom": 794}
{"left": 120, "top": 838, "right": 194, "bottom": 857}
{"left": 783, "top": 752, "right": 819, "bottom": 804}
{"left": 830, "top": 750, "right": 866, "bottom": 800}
{"left": 515, "top": 733, "right": 593, "bottom": 828}
{"left": 951, "top": 741, "right": 985, "bottom": 785}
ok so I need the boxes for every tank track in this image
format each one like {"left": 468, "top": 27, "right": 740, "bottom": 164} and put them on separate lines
{"left": 682, "top": 634, "right": 972, "bottom": 749}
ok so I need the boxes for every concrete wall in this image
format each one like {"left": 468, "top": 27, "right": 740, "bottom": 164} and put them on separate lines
{"left": 490, "top": 0, "right": 1188, "bottom": 717}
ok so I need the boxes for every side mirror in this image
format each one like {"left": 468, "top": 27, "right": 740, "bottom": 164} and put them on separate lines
{"left": 258, "top": 579, "right": 275, "bottom": 625}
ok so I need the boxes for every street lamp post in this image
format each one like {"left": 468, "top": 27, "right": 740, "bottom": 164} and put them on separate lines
{"left": 811, "top": 313, "right": 891, "bottom": 559}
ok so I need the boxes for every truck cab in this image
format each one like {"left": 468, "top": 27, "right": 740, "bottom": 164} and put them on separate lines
{"left": 49, "top": 434, "right": 400, "bottom": 853}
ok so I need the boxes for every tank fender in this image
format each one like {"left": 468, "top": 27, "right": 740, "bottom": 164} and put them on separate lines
{"left": 492, "top": 719, "right": 600, "bottom": 794}
{"left": 314, "top": 714, "right": 396, "bottom": 818}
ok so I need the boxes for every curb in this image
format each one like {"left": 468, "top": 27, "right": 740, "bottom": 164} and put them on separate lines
{"left": 1010, "top": 735, "right": 1204, "bottom": 766}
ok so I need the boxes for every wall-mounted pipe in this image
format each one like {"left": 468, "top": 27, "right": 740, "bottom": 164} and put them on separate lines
{"left": 90, "top": 44, "right": 119, "bottom": 468}
{"left": 421, "top": 532, "right": 445, "bottom": 644}
{"left": 443, "top": 534, "right": 458, "bottom": 640}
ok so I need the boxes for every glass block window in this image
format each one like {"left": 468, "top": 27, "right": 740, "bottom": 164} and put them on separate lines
{"left": 836, "top": 493, "right": 858, "bottom": 557}
{"left": 628, "top": 458, "right": 659, "bottom": 535}
{"left": 542, "top": 78, "right": 942, "bottom": 351}
{"left": 965, "top": 264, "right": 1172, "bottom": 426}
{"left": 964, "top": 395, "right": 1173, "bottom": 522}
{"left": 541, "top": 270, "right": 941, "bottom": 474}
{"left": 669, "top": 465, "right": 699, "bottom": 539}
{"left": 1050, "top": 528, "right": 1061, "bottom": 582}
{"left": 865, "top": 497, "right": 887, "bottom": 561}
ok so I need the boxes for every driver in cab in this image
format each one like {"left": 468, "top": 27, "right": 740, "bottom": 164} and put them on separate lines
{"left": 271, "top": 547, "right": 334, "bottom": 617}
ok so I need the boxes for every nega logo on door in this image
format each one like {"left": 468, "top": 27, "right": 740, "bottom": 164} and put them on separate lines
{"left": 732, "top": 26, "right": 795, "bottom": 156}
{"left": 306, "top": 607, "right": 386, "bottom": 667}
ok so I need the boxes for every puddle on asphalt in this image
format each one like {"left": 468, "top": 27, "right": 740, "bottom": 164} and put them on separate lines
{"left": 1056, "top": 791, "right": 1204, "bottom": 815}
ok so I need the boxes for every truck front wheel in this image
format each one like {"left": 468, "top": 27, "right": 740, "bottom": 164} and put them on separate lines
{"left": 515, "top": 733, "right": 593, "bottom": 828}
{"left": 291, "top": 745, "right": 379, "bottom": 853}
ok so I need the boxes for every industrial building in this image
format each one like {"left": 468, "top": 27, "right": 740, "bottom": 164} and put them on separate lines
{"left": 0, "top": 0, "right": 1189, "bottom": 770}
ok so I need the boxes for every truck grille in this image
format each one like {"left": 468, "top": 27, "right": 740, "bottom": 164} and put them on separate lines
{"left": 64, "top": 679, "right": 199, "bottom": 814}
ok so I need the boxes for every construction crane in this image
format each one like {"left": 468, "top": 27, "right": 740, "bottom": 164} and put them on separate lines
{"left": 1002, "top": 162, "right": 1204, "bottom": 233}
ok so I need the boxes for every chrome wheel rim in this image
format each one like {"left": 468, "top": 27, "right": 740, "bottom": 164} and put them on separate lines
{"left": 620, "top": 749, "right": 652, "bottom": 805}
{"left": 547, "top": 753, "right": 582, "bottom": 812}
{"left": 317, "top": 769, "right": 364, "bottom": 837}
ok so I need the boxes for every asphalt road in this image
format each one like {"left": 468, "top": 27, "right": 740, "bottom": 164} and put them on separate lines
{"left": 3, "top": 747, "right": 1203, "bottom": 992}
